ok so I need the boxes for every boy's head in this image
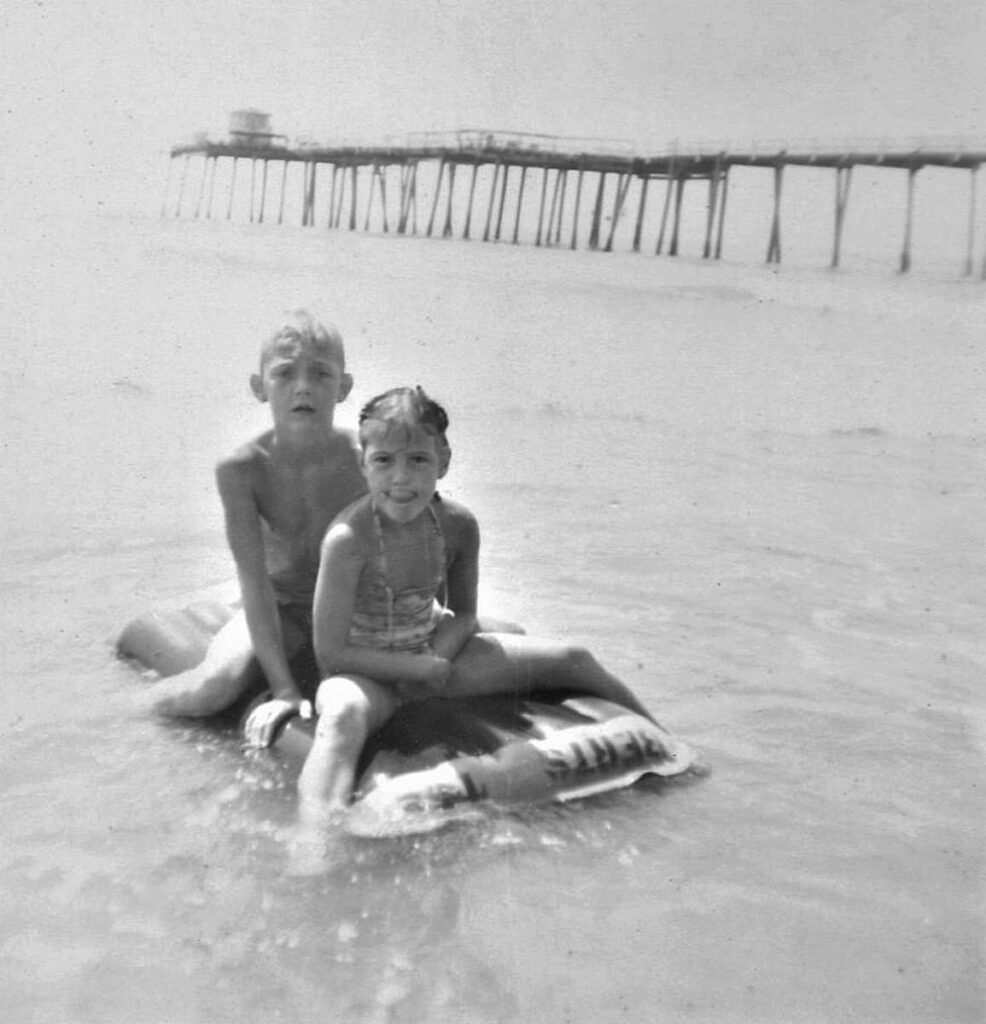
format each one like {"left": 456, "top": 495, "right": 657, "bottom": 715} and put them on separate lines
{"left": 358, "top": 387, "right": 452, "bottom": 478}
{"left": 258, "top": 309, "right": 347, "bottom": 373}
{"left": 251, "top": 310, "right": 352, "bottom": 418}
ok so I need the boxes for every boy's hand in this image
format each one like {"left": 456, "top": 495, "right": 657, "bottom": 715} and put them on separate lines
{"left": 244, "top": 698, "right": 313, "bottom": 749}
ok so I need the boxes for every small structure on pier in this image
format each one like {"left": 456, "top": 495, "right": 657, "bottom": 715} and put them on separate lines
{"left": 228, "top": 109, "right": 286, "bottom": 148}
{"left": 162, "top": 118, "right": 986, "bottom": 277}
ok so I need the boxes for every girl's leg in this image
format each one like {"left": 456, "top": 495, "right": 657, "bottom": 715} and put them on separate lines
{"left": 290, "top": 674, "right": 399, "bottom": 873}
{"left": 445, "top": 633, "right": 656, "bottom": 722}
{"left": 297, "top": 674, "right": 400, "bottom": 819}
{"left": 475, "top": 614, "right": 525, "bottom": 635}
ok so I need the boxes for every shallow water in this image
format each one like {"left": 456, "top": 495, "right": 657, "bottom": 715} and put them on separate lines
{"left": 1, "top": 213, "right": 983, "bottom": 1023}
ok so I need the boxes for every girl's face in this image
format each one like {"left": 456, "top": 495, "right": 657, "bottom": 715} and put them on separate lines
{"left": 361, "top": 422, "right": 443, "bottom": 525}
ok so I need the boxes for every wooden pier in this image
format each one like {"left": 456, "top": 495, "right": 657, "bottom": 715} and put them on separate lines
{"left": 164, "top": 128, "right": 986, "bottom": 276}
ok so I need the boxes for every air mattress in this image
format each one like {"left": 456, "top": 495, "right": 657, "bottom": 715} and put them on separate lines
{"left": 118, "top": 596, "right": 698, "bottom": 836}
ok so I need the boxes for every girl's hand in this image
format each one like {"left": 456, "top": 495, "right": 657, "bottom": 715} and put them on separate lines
{"left": 392, "top": 656, "right": 451, "bottom": 702}
{"left": 417, "top": 654, "right": 452, "bottom": 692}
{"left": 244, "top": 697, "right": 313, "bottom": 748}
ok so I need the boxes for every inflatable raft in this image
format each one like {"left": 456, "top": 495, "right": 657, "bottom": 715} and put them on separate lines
{"left": 118, "top": 595, "right": 698, "bottom": 836}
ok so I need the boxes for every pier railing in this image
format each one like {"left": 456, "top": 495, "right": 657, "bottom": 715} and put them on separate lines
{"left": 651, "top": 135, "right": 986, "bottom": 162}
{"left": 183, "top": 129, "right": 986, "bottom": 164}
{"left": 406, "top": 129, "right": 638, "bottom": 159}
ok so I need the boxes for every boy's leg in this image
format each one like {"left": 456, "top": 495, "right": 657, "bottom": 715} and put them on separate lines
{"left": 297, "top": 674, "right": 400, "bottom": 818}
{"left": 148, "top": 610, "right": 263, "bottom": 717}
{"left": 149, "top": 604, "right": 312, "bottom": 718}
{"left": 444, "top": 633, "right": 656, "bottom": 722}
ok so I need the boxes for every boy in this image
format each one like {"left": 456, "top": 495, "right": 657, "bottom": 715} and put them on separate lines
{"left": 150, "top": 310, "right": 367, "bottom": 732}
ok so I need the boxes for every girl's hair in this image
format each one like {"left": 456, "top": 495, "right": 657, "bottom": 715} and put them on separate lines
{"left": 358, "top": 386, "right": 451, "bottom": 466}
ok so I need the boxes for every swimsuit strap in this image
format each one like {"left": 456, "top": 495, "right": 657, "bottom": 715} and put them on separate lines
{"left": 370, "top": 496, "right": 447, "bottom": 646}
{"left": 427, "top": 499, "right": 449, "bottom": 611}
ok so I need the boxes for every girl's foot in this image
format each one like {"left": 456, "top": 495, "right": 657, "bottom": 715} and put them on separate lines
{"left": 286, "top": 805, "right": 347, "bottom": 876}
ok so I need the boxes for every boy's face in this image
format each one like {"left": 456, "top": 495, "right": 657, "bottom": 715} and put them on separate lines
{"left": 251, "top": 336, "right": 352, "bottom": 429}
{"left": 361, "top": 423, "right": 445, "bottom": 525}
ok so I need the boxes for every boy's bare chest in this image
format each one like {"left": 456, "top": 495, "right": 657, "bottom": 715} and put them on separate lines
{"left": 260, "top": 458, "right": 366, "bottom": 547}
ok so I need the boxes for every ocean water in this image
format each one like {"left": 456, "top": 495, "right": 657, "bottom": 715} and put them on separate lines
{"left": 0, "top": 211, "right": 983, "bottom": 1023}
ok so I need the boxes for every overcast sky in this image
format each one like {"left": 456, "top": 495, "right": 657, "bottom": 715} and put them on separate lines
{"left": 3, "top": 0, "right": 984, "bottom": 213}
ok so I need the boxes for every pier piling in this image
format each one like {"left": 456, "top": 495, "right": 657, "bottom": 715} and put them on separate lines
{"left": 702, "top": 161, "right": 719, "bottom": 259}
{"left": 554, "top": 170, "right": 568, "bottom": 245}
{"left": 536, "top": 167, "right": 550, "bottom": 246}
{"left": 766, "top": 163, "right": 784, "bottom": 264}
{"left": 495, "top": 164, "right": 510, "bottom": 241}
{"left": 831, "top": 165, "right": 852, "bottom": 269}
{"left": 589, "top": 173, "right": 606, "bottom": 250}
{"left": 570, "top": 166, "right": 584, "bottom": 250}
{"left": 655, "top": 162, "right": 676, "bottom": 255}
{"left": 632, "top": 175, "right": 650, "bottom": 253}
{"left": 348, "top": 165, "right": 358, "bottom": 231}
{"left": 604, "top": 173, "right": 631, "bottom": 252}
{"left": 513, "top": 166, "right": 528, "bottom": 244}
{"left": 900, "top": 166, "right": 919, "bottom": 273}
{"left": 194, "top": 156, "right": 207, "bottom": 219}
{"left": 463, "top": 159, "right": 479, "bottom": 240}
{"left": 442, "top": 162, "right": 456, "bottom": 238}
{"left": 714, "top": 166, "right": 729, "bottom": 259}
{"left": 426, "top": 159, "right": 445, "bottom": 237}
{"left": 205, "top": 157, "right": 217, "bottom": 220}
{"left": 279, "top": 161, "right": 289, "bottom": 224}
{"left": 174, "top": 153, "right": 189, "bottom": 218}
{"left": 964, "top": 165, "right": 978, "bottom": 276}
{"left": 259, "top": 159, "right": 269, "bottom": 223}
{"left": 483, "top": 161, "right": 500, "bottom": 242}
{"left": 546, "top": 170, "right": 562, "bottom": 247}
{"left": 227, "top": 157, "right": 238, "bottom": 220}
{"left": 669, "top": 174, "right": 686, "bottom": 256}
{"left": 306, "top": 161, "right": 318, "bottom": 226}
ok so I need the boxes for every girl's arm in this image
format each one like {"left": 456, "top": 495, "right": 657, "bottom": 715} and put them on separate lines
{"left": 430, "top": 505, "right": 480, "bottom": 662}
{"left": 217, "top": 459, "right": 302, "bottom": 703}
{"left": 313, "top": 522, "right": 449, "bottom": 687}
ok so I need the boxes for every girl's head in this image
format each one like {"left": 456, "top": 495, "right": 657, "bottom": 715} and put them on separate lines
{"left": 358, "top": 387, "right": 451, "bottom": 474}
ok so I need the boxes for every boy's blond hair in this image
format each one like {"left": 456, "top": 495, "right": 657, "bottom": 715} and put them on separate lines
{"left": 260, "top": 309, "right": 345, "bottom": 371}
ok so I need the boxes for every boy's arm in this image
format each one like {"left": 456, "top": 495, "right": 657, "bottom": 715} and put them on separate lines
{"left": 216, "top": 459, "right": 303, "bottom": 704}
{"left": 313, "top": 523, "right": 449, "bottom": 688}
{"left": 430, "top": 506, "right": 480, "bottom": 662}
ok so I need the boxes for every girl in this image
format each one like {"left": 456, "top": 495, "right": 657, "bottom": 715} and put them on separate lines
{"left": 298, "top": 387, "right": 656, "bottom": 822}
